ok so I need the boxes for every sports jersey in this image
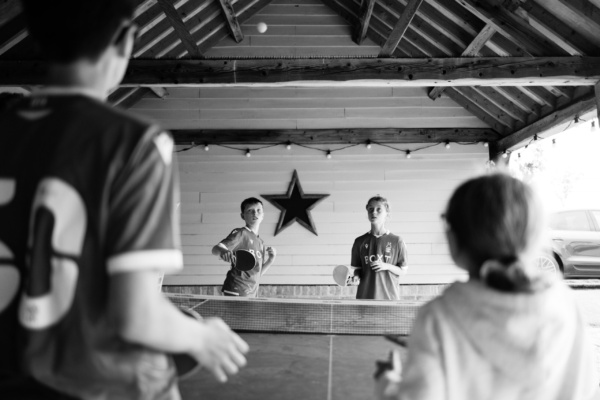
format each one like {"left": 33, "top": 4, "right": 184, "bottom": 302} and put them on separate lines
{"left": 351, "top": 231, "right": 407, "bottom": 300}
{"left": 219, "top": 227, "right": 265, "bottom": 297}
{"left": 0, "top": 89, "right": 183, "bottom": 400}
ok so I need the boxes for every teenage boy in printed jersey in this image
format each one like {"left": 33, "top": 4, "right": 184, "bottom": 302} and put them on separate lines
{"left": 212, "top": 198, "right": 277, "bottom": 297}
{"left": 351, "top": 196, "right": 408, "bottom": 300}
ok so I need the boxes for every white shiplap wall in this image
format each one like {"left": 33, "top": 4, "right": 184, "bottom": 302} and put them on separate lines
{"left": 164, "top": 143, "right": 489, "bottom": 285}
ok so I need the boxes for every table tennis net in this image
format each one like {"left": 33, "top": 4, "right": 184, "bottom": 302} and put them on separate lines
{"left": 165, "top": 293, "right": 421, "bottom": 335}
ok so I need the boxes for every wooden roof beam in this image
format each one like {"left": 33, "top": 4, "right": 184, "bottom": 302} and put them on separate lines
{"left": 4, "top": 57, "right": 600, "bottom": 86}
{"left": 556, "top": 0, "right": 600, "bottom": 48}
{"left": 492, "top": 91, "right": 597, "bottom": 155}
{"left": 217, "top": 0, "right": 244, "bottom": 44}
{"left": 169, "top": 128, "right": 501, "bottom": 145}
{"left": 454, "top": 0, "right": 563, "bottom": 56}
{"left": 156, "top": 0, "right": 203, "bottom": 58}
{"left": 428, "top": 23, "right": 496, "bottom": 100}
{"left": 353, "top": 0, "right": 375, "bottom": 45}
{"left": 379, "top": 0, "right": 424, "bottom": 57}
{"left": 444, "top": 88, "right": 508, "bottom": 134}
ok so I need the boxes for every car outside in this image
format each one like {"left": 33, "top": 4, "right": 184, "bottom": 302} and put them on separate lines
{"left": 537, "top": 210, "right": 600, "bottom": 278}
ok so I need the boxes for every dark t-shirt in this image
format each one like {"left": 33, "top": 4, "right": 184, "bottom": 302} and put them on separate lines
{"left": 0, "top": 91, "right": 182, "bottom": 399}
{"left": 351, "top": 231, "right": 408, "bottom": 300}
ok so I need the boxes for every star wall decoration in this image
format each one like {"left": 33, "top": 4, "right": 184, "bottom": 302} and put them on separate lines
{"left": 261, "top": 170, "right": 329, "bottom": 236}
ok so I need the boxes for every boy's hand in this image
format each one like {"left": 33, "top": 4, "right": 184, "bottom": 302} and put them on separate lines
{"left": 220, "top": 250, "right": 234, "bottom": 263}
{"left": 266, "top": 246, "right": 276, "bottom": 259}
{"left": 192, "top": 317, "right": 249, "bottom": 383}
{"left": 374, "top": 349, "right": 402, "bottom": 400}
{"left": 370, "top": 260, "right": 391, "bottom": 272}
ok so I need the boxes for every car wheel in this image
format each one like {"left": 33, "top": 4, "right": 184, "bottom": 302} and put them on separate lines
{"left": 536, "top": 255, "right": 561, "bottom": 275}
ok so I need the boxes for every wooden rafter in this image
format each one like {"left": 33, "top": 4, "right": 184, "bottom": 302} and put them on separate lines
{"left": 156, "top": 0, "right": 203, "bottom": 58}
{"left": 556, "top": 0, "right": 600, "bottom": 48}
{"left": 353, "top": 0, "right": 375, "bottom": 45}
{"left": 454, "top": 87, "right": 515, "bottom": 130}
{"left": 4, "top": 57, "right": 600, "bottom": 86}
{"left": 428, "top": 23, "right": 495, "bottom": 100}
{"left": 492, "top": 92, "right": 596, "bottom": 154}
{"left": 596, "top": 81, "right": 600, "bottom": 122}
{"left": 379, "top": 0, "right": 424, "bottom": 57}
{"left": 217, "top": 0, "right": 244, "bottom": 43}
{"left": 444, "top": 88, "right": 507, "bottom": 134}
{"left": 170, "top": 128, "right": 500, "bottom": 145}
{"left": 518, "top": 0, "right": 599, "bottom": 56}
{"left": 455, "top": 0, "right": 562, "bottom": 56}
{"left": 473, "top": 87, "right": 528, "bottom": 124}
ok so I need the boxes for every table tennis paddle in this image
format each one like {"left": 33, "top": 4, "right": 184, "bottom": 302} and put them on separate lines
{"left": 172, "top": 307, "right": 202, "bottom": 380}
{"left": 332, "top": 265, "right": 360, "bottom": 286}
{"left": 233, "top": 249, "right": 256, "bottom": 272}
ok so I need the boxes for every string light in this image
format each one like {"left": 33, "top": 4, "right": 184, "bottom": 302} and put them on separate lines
{"left": 482, "top": 141, "right": 489, "bottom": 148}
{"left": 246, "top": 149, "right": 251, "bottom": 157}
{"left": 552, "top": 138, "right": 556, "bottom": 147}
{"left": 592, "top": 120, "right": 597, "bottom": 132}
{"left": 326, "top": 150, "right": 332, "bottom": 159}
{"left": 366, "top": 140, "right": 372, "bottom": 149}
{"left": 405, "top": 150, "right": 411, "bottom": 159}
{"left": 204, "top": 144, "right": 209, "bottom": 151}
{"left": 575, "top": 116, "right": 580, "bottom": 123}
{"left": 445, "top": 141, "right": 451, "bottom": 149}
{"left": 533, "top": 134, "right": 538, "bottom": 141}
{"left": 502, "top": 150, "right": 508, "bottom": 158}
{"left": 286, "top": 142, "right": 292, "bottom": 150}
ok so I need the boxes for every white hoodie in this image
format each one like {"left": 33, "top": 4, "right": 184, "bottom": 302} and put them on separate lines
{"left": 392, "top": 279, "right": 599, "bottom": 400}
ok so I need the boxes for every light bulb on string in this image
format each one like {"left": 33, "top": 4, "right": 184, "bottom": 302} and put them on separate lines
{"left": 592, "top": 120, "right": 597, "bottom": 132}
{"left": 246, "top": 149, "right": 251, "bottom": 158}
{"left": 445, "top": 141, "right": 451, "bottom": 149}
{"left": 502, "top": 150, "right": 508, "bottom": 159}
{"left": 366, "top": 140, "right": 372, "bottom": 149}
{"left": 575, "top": 116, "right": 580, "bottom": 123}
{"left": 482, "top": 141, "right": 489, "bottom": 148}
{"left": 326, "top": 151, "right": 332, "bottom": 159}
{"left": 286, "top": 142, "right": 292, "bottom": 150}
{"left": 204, "top": 144, "right": 209, "bottom": 151}
{"left": 405, "top": 150, "right": 411, "bottom": 159}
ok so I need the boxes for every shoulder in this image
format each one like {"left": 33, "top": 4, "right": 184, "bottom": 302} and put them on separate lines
{"left": 353, "top": 232, "right": 370, "bottom": 242}
{"left": 386, "top": 233, "right": 405, "bottom": 243}
{"left": 228, "top": 227, "right": 246, "bottom": 237}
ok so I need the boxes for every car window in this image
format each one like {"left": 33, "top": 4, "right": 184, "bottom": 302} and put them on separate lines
{"left": 550, "top": 211, "right": 592, "bottom": 231}
{"left": 592, "top": 211, "right": 600, "bottom": 230}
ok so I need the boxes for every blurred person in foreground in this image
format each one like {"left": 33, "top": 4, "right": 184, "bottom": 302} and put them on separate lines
{"left": 0, "top": 1, "right": 248, "bottom": 399}
{"left": 375, "top": 173, "right": 599, "bottom": 400}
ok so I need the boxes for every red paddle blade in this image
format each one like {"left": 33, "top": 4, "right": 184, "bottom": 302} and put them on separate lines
{"left": 234, "top": 249, "right": 256, "bottom": 271}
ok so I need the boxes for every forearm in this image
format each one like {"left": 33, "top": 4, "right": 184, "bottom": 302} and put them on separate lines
{"left": 212, "top": 244, "right": 226, "bottom": 258}
{"left": 387, "top": 264, "right": 407, "bottom": 277}
{"left": 261, "top": 256, "right": 275, "bottom": 275}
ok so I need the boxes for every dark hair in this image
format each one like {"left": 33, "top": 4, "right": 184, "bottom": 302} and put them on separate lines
{"left": 366, "top": 195, "right": 390, "bottom": 213}
{"left": 21, "top": 0, "right": 136, "bottom": 63}
{"left": 444, "top": 173, "right": 545, "bottom": 292}
{"left": 241, "top": 197, "right": 263, "bottom": 213}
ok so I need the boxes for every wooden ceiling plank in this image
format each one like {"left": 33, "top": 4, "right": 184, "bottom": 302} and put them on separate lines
{"left": 375, "top": 1, "right": 464, "bottom": 56}
{"left": 493, "top": 91, "right": 596, "bottom": 153}
{"left": 108, "top": 87, "right": 140, "bottom": 106}
{"left": 118, "top": 87, "right": 153, "bottom": 109}
{"left": 556, "top": 0, "right": 600, "bottom": 47}
{"left": 496, "top": 87, "right": 541, "bottom": 117}
{"left": 353, "top": 0, "right": 376, "bottom": 45}
{"left": 474, "top": 87, "right": 529, "bottom": 123}
{"left": 0, "top": 0, "right": 21, "bottom": 28}
{"left": 0, "top": 28, "right": 27, "bottom": 57}
{"left": 454, "top": 0, "right": 564, "bottom": 56}
{"left": 5, "top": 57, "right": 600, "bottom": 86}
{"left": 519, "top": 0, "right": 599, "bottom": 56}
{"left": 170, "top": 127, "right": 500, "bottom": 144}
{"left": 156, "top": 0, "right": 203, "bottom": 58}
{"left": 379, "top": 0, "right": 425, "bottom": 57}
{"left": 443, "top": 87, "right": 507, "bottom": 134}
{"left": 518, "top": 86, "right": 556, "bottom": 108}
{"left": 428, "top": 23, "right": 495, "bottom": 100}
{"left": 217, "top": 0, "right": 244, "bottom": 43}
{"left": 454, "top": 87, "right": 516, "bottom": 129}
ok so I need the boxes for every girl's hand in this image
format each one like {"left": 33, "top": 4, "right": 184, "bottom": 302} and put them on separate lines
{"left": 374, "top": 349, "right": 402, "bottom": 400}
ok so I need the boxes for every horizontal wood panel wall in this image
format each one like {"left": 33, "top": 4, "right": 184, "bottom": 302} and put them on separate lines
{"left": 130, "top": 86, "right": 490, "bottom": 130}
{"left": 165, "top": 143, "right": 489, "bottom": 285}
{"left": 204, "top": 0, "right": 380, "bottom": 58}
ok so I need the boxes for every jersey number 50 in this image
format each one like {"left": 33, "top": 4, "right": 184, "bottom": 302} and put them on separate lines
{"left": 0, "top": 178, "right": 86, "bottom": 329}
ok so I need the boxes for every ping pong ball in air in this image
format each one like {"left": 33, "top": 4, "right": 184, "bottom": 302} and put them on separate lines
{"left": 257, "top": 22, "right": 268, "bottom": 33}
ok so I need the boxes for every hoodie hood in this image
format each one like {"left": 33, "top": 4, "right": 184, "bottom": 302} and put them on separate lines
{"left": 441, "top": 278, "right": 578, "bottom": 385}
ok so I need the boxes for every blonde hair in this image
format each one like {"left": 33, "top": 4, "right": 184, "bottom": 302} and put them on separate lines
{"left": 444, "top": 173, "right": 546, "bottom": 292}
